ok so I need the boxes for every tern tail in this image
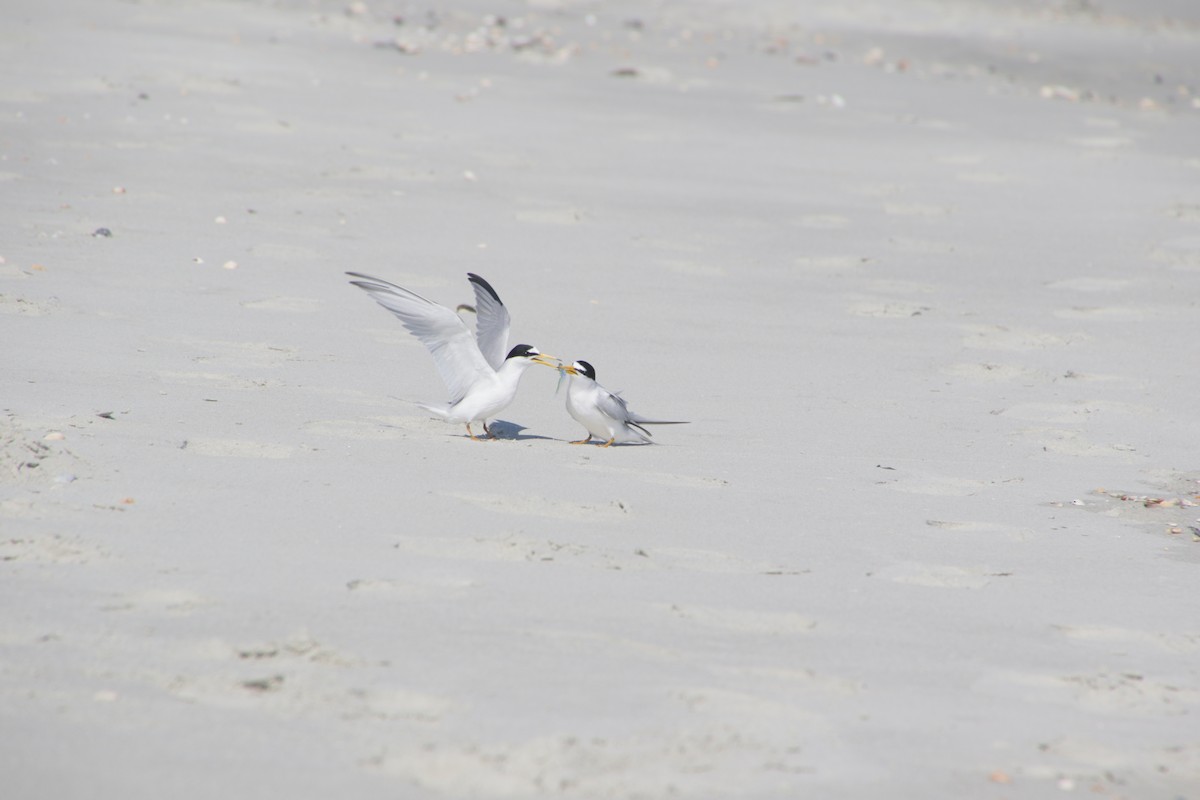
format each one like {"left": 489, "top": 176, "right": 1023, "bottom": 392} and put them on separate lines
{"left": 418, "top": 403, "right": 449, "bottom": 419}
{"left": 629, "top": 416, "right": 689, "bottom": 426}
{"left": 627, "top": 419, "right": 688, "bottom": 438}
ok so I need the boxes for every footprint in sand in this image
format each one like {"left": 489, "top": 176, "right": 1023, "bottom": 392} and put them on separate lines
{"left": 514, "top": 207, "right": 585, "bottom": 225}
{"left": 961, "top": 324, "right": 1090, "bottom": 351}
{"left": 1028, "top": 737, "right": 1200, "bottom": 785}
{"left": 1165, "top": 203, "right": 1200, "bottom": 222}
{"left": 0, "top": 533, "right": 112, "bottom": 564}
{"left": 390, "top": 534, "right": 600, "bottom": 565}
{"left": 231, "top": 632, "right": 363, "bottom": 667}
{"left": 1053, "top": 306, "right": 1151, "bottom": 321}
{"left": 637, "top": 547, "right": 804, "bottom": 575}
{"left": 659, "top": 259, "right": 726, "bottom": 278}
{"left": 303, "top": 417, "right": 423, "bottom": 440}
{"left": 442, "top": 492, "right": 630, "bottom": 522}
{"left": 569, "top": 463, "right": 729, "bottom": 489}
{"left": 797, "top": 214, "right": 850, "bottom": 230}
{"left": 846, "top": 298, "right": 931, "bottom": 318}
{"left": 997, "top": 400, "right": 1153, "bottom": 423}
{"left": 882, "top": 471, "right": 1023, "bottom": 497}
{"left": 171, "top": 337, "right": 300, "bottom": 368}
{"left": 713, "top": 664, "right": 863, "bottom": 695}
{"left": 155, "top": 632, "right": 454, "bottom": 721}
{"left": 662, "top": 603, "right": 818, "bottom": 635}
{"left": 1044, "top": 277, "right": 1133, "bottom": 292}
{"left": 1068, "top": 135, "right": 1133, "bottom": 150}
{"left": 1010, "top": 428, "right": 1140, "bottom": 461}
{"left": 346, "top": 576, "right": 479, "bottom": 598}
{"left": 1053, "top": 624, "right": 1200, "bottom": 655}
{"left": 340, "top": 687, "right": 455, "bottom": 722}
{"left": 386, "top": 537, "right": 797, "bottom": 575}
{"left": 925, "top": 519, "right": 1035, "bottom": 542}
{"left": 240, "top": 296, "right": 322, "bottom": 313}
{"left": 884, "top": 202, "right": 952, "bottom": 217}
{"left": 100, "top": 588, "right": 211, "bottom": 613}
{"left": 794, "top": 255, "right": 869, "bottom": 272}
{"left": 1151, "top": 236, "right": 1200, "bottom": 269}
{"left": 366, "top": 726, "right": 806, "bottom": 795}
{"left": 245, "top": 244, "right": 321, "bottom": 262}
{"left": 942, "top": 362, "right": 1049, "bottom": 383}
{"left": 157, "top": 370, "right": 282, "bottom": 390}
{"left": 184, "top": 438, "right": 298, "bottom": 459}
{"left": 670, "top": 685, "right": 829, "bottom": 723}
{"left": 937, "top": 154, "right": 985, "bottom": 166}
{"left": 954, "top": 171, "right": 1015, "bottom": 184}
{"left": 1, "top": 418, "right": 87, "bottom": 493}
{"left": 866, "top": 279, "right": 937, "bottom": 295}
{"left": 888, "top": 237, "right": 958, "bottom": 254}
{"left": 845, "top": 275, "right": 937, "bottom": 319}
{"left": 873, "top": 561, "right": 1000, "bottom": 589}
{"left": 975, "top": 669, "right": 1200, "bottom": 717}
{"left": 0, "top": 294, "right": 59, "bottom": 316}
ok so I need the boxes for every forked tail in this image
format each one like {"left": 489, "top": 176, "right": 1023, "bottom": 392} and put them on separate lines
{"left": 628, "top": 418, "right": 688, "bottom": 438}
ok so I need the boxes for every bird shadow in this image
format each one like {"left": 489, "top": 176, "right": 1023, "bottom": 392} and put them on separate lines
{"left": 474, "top": 419, "right": 558, "bottom": 442}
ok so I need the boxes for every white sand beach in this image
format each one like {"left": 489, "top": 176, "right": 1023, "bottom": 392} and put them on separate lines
{"left": 3, "top": 0, "right": 1200, "bottom": 796}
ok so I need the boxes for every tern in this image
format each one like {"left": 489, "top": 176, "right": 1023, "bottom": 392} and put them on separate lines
{"left": 559, "top": 360, "right": 687, "bottom": 446}
{"left": 347, "top": 272, "right": 558, "bottom": 440}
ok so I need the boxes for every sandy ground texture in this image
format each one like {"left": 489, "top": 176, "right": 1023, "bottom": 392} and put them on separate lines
{"left": 3, "top": 0, "right": 1200, "bottom": 796}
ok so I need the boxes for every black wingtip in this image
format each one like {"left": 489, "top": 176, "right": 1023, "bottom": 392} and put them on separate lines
{"left": 347, "top": 273, "right": 378, "bottom": 292}
{"left": 466, "top": 273, "right": 503, "bottom": 305}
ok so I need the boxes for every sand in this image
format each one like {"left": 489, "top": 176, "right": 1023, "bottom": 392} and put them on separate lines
{"left": 3, "top": 0, "right": 1200, "bottom": 796}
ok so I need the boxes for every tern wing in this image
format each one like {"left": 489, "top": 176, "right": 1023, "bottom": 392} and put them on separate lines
{"left": 466, "top": 273, "right": 511, "bottom": 371}
{"left": 348, "top": 272, "right": 494, "bottom": 404}
{"left": 591, "top": 390, "right": 655, "bottom": 439}
{"left": 602, "top": 389, "right": 687, "bottom": 426}
{"left": 627, "top": 411, "right": 689, "bottom": 425}
{"left": 595, "top": 388, "right": 636, "bottom": 423}
{"left": 602, "top": 389, "right": 688, "bottom": 435}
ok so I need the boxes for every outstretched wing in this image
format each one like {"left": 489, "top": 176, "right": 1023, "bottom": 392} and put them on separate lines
{"left": 347, "top": 272, "right": 494, "bottom": 404}
{"left": 466, "top": 273, "right": 511, "bottom": 371}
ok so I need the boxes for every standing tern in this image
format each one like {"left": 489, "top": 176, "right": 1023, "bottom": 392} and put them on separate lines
{"left": 559, "top": 360, "right": 688, "bottom": 446}
{"left": 347, "top": 272, "right": 558, "bottom": 440}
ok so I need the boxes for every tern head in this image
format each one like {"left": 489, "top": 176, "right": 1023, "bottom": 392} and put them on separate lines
{"left": 506, "top": 344, "right": 559, "bottom": 368}
{"left": 562, "top": 360, "right": 596, "bottom": 380}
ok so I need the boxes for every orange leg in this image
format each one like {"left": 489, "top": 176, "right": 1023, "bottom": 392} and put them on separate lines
{"left": 569, "top": 435, "right": 593, "bottom": 445}
{"left": 600, "top": 438, "right": 615, "bottom": 448}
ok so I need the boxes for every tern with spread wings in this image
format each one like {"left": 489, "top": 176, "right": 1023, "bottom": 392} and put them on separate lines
{"left": 559, "top": 360, "right": 687, "bottom": 446}
{"left": 347, "top": 272, "right": 558, "bottom": 440}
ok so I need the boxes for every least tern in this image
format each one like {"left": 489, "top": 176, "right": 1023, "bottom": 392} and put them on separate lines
{"left": 559, "top": 360, "right": 687, "bottom": 446}
{"left": 347, "top": 272, "right": 558, "bottom": 440}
